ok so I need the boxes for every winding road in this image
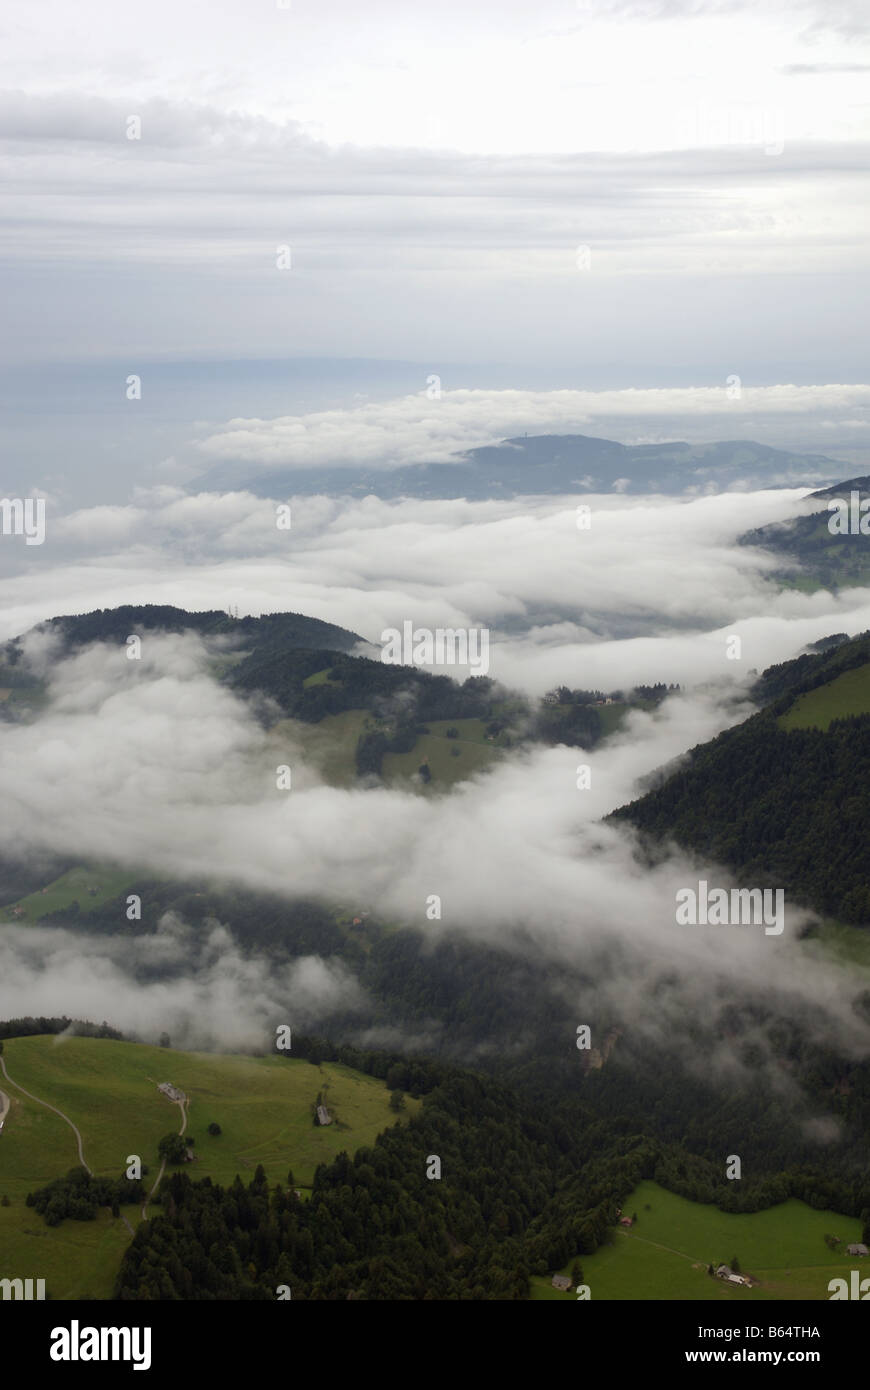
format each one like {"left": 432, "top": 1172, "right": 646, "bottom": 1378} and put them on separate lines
{"left": 141, "top": 1094, "right": 188, "bottom": 1221}
{"left": 0, "top": 1053, "right": 92, "bottom": 1173}
{"left": 0, "top": 1054, "right": 190, "bottom": 1227}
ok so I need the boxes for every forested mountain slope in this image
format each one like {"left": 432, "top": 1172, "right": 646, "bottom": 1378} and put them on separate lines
{"left": 610, "top": 633, "right": 870, "bottom": 924}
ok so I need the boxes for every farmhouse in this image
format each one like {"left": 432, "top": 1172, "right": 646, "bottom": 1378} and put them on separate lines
{"left": 551, "top": 1275, "right": 572, "bottom": 1291}
{"left": 619, "top": 1216, "right": 633, "bottom": 1227}
{"left": 847, "top": 1244, "right": 869, "bottom": 1257}
{"left": 157, "top": 1082, "right": 186, "bottom": 1103}
{"left": 316, "top": 1105, "right": 332, "bottom": 1126}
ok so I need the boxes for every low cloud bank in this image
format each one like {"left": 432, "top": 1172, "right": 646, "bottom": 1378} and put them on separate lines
{"left": 0, "top": 632, "right": 867, "bottom": 1075}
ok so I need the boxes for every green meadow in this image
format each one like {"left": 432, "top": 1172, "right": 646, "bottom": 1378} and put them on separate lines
{"left": 808, "top": 919, "right": 870, "bottom": 972}
{"left": 273, "top": 710, "right": 503, "bottom": 790}
{"left": 778, "top": 662, "right": 870, "bottom": 731}
{"left": 0, "top": 1034, "right": 418, "bottom": 1298}
{"left": 271, "top": 709, "right": 371, "bottom": 787}
{"left": 302, "top": 667, "right": 343, "bottom": 688}
{"left": 269, "top": 699, "right": 642, "bottom": 794}
{"left": 531, "top": 1181, "right": 865, "bottom": 1301}
{"left": 595, "top": 702, "right": 630, "bottom": 737}
{"left": 0, "top": 1199, "right": 139, "bottom": 1300}
{"left": 382, "top": 717, "right": 501, "bottom": 788}
{"left": 776, "top": 573, "right": 825, "bottom": 594}
{"left": 0, "top": 865, "right": 136, "bottom": 924}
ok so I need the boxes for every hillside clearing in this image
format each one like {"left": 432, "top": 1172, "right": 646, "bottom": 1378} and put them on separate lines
{"left": 0, "top": 864, "right": 136, "bottom": 924}
{"left": 779, "top": 662, "right": 870, "bottom": 731}
{"left": 532, "top": 1180, "right": 865, "bottom": 1301}
{"left": 0, "top": 1034, "right": 419, "bottom": 1298}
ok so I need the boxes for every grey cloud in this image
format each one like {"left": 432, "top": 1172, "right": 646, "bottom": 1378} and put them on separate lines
{"left": 0, "top": 90, "right": 867, "bottom": 270}
{"left": 0, "top": 90, "right": 318, "bottom": 150}
{"left": 800, "top": 0, "right": 870, "bottom": 40}
{"left": 193, "top": 386, "right": 870, "bottom": 472}
{"left": 3, "top": 483, "right": 870, "bottom": 690}
{"left": 782, "top": 63, "right": 870, "bottom": 74}
{"left": 1, "top": 634, "right": 868, "bottom": 1079}
{"left": 0, "top": 915, "right": 366, "bottom": 1051}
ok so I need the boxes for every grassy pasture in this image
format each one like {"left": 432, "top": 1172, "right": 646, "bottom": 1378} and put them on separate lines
{"left": 811, "top": 917, "right": 867, "bottom": 973}
{"left": 0, "top": 865, "right": 136, "bottom": 923}
{"left": 272, "top": 710, "right": 503, "bottom": 790}
{"left": 382, "top": 717, "right": 501, "bottom": 788}
{"left": 271, "top": 709, "right": 371, "bottom": 786}
{"left": 0, "top": 1034, "right": 418, "bottom": 1298}
{"left": 302, "top": 667, "right": 342, "bottom": 688}
{"left": 779, "top": 662, "right": 870, "bottom": 731}
{"left": 531, "top": 1180, "right": 865, "bottom": 1301}
{"left": 0, "top": 1199, "right": 140, "bottom": 1300}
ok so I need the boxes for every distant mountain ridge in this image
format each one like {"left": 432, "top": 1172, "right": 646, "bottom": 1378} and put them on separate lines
{"left": 193, "top": 433, "right": 844, "bottom": 500}
{"left": 22, "top": 604, "right": 364, "bottom": 655}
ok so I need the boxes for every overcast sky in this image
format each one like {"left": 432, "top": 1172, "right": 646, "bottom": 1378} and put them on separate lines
{"left": 1, "top": 0, "right": 868, "bottom": 383}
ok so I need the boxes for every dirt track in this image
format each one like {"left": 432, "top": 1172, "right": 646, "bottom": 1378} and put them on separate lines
{"left": 0, "top": 1056, "right": 189, "bottom": 1226}
{"left": 0, "top": 1054, "right": 92, "bottom": 1173}
{"left": 141, "top": 1094, "right": 188, "bottom": 1220}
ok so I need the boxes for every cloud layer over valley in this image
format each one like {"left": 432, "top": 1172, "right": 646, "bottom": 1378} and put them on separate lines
{"left": 1, "top": 621, "right": 868, "bottom": 1076}
{"left": 4, "top": 471, "right": 870, "bottom": 692}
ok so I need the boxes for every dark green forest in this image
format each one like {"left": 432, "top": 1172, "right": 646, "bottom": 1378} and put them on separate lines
{"left": 104, "top": 1049, "right": 870, "bottom": 1300}
{"left": 611, "top": 710, "right": 870, "bottom": 922}
{"left": 8, "top": 604, "right": 362, "bottom": 656}
{"left": 611, "top": 634, "right": 870, "bottom": 925}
